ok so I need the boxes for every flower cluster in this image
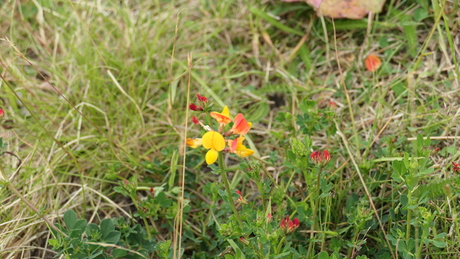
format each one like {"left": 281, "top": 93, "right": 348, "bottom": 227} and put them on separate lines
{"left": 186, "top": 94, "right": 254, "bottom": 164}
{"left": 310, "top": 150, "right": 331, "bottom": 167}
{"left": 280, "top": 216, "right": 300, "bottom": 234}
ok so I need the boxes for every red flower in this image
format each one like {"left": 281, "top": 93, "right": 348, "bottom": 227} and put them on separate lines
{"left": 310, "top": 150, "right": 331, "bottom": 166}
{"left": 189, "top": 103, "right": 204, "bottom": 111}
{"left": 0, "top": 109, "right": 4, "bottom": 117}
{"left": 196, "top": 94, "right": 208, "bottom": 103}
{"left": 280, "top": 216, "right": 300, "bottom": 234}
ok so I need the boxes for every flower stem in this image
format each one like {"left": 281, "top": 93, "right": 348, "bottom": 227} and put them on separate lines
{"left": 219, "top": 153, "right": 244, "bottom": 229}
{"left": 307, "top": 166, "right": 323, "bottom": 257}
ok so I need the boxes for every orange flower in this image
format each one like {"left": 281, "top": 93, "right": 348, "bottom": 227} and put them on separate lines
{"left": 210, "top": 106, "right": 232, "bottom": 125}
{"left": 228, "top": 136, "right": 254, "bottom": 158}
{"left": 364, "top": 54, "right": 382, "bottom": 72}
{"left": 186, "top": 138, "right": 202, "bottom": 148}
{"left": 230, "top": 113, "right": 252, "bottom": 135}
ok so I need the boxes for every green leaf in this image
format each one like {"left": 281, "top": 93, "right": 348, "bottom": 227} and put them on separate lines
{"left": 112, "top": 248, "right": 128, "bottom": 258}
{"left": 227, "top": 239, "right": 245, "bottom": 259}
{"left": 432, "top": 239, "right": 447, "bottom": 248}
{"left": 100, "top": 218, "right": 115, "bottom": 238}
{"left": 317, "top": 251, "right": 330, "bottom": 259}
{"left": 104, "top": 231, "right": 121, "bottom": 244}
{"left": 64, "top": 210, "right": 77, "bottom": 230}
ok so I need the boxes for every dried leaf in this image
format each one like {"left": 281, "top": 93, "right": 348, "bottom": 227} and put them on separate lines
{"left": 283, "top": 0, "right": 386, "bottom": 19}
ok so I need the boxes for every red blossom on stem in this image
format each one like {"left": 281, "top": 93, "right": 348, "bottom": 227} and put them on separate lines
{"left": 280, "top": 216, "right": 300, "bottom": 234}
{"left": 0, "top": 109, "right": 4, "bottom": 117}
{"left": 196, "top": 93, "right": 208, "bottom": 103}
{"left": 310, "top": 150, "right": 331, "bottom": 166}
{"left": 189, "top": 103, "right": 204, "bottom": 111}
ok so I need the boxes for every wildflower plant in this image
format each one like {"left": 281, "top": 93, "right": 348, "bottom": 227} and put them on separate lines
{"left": 186, "top": 94, "right": 254, "bottom": 230}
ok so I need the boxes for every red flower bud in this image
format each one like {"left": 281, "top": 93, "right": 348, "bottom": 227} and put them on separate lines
{"left": 189, "top": 103, "right": 203, "bottom": 111}
{"left": 267, "top": 213, "right": 272, "bottom": 223}
{"left": 235, "top": 190, "right": 248, "bottom": 204}
{"left": 0, "top": 109, "right": 4, "bottom": 117}
{"left": 196, "top": 94, "right": 208, "bottom": 102}
{"left": 192, "top": 116, "right": 199, "bottom": 124}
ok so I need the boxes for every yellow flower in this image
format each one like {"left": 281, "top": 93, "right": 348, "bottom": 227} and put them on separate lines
{"left": 210, "top": 106, "right": 232, "bottom": 125}
{"left": 202, "top": 131, "right": 226, "bottom": 164}
{"left": 186, "top": 138, "right": 202, "bottom": 148}
{"left": 228, "top": 136, "right": 254, "bottom": 158}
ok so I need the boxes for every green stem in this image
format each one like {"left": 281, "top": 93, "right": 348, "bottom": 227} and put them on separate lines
{"left": 275, "top": 236, "right": 286, "bottom": 254}
{"left": 219, "top": 153, "right": 244, "bottom": 229}
{"left": 406, "top": 191, "right": 412, "bottom": 241}
{"left": 307, "top": 166, "right": 323, "bottom": 257}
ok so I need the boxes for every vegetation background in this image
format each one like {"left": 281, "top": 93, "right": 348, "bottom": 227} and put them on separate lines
{"left": 1, "top": 0, "right": 460, "bottom": 258}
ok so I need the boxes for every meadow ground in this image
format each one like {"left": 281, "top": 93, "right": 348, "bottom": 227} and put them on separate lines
{"left": 1, "top": 0, "right": 460, "bottom": 258}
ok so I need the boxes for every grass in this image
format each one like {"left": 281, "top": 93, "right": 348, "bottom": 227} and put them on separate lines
{"left": 1, "top": 0, "right": 460, "bottom": 258}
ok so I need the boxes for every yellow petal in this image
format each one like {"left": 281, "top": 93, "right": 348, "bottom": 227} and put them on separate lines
{"left": 206, "top": 149, "right": 219, "bottom": 164}
{"left": 202, "top": 131, "right": 225, "bottom": 151}
{"left": 237, "top": 148, "right": 254, "bottom": 158}
{"left": 221, "top": 106, "right": 230, "bottom": 117}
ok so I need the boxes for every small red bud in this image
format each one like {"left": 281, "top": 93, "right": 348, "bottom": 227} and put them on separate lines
{"left": 196, "top": 94, "right": 208, "bottom": 102}
{"left": 0, "top": 109, "right": 4, "bottom": 117}
{"left": 189, "top": 103, "right": 204, "bottom": 111}
{"left": 192, "top": 116, "right": 199, "bottom": 124}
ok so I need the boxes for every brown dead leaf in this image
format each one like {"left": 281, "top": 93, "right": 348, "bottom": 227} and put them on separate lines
{"left": 283, "top": 0, "right": 386, "bottom": 19}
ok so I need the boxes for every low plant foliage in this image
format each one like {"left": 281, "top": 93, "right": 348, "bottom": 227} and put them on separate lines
{"left": 1, "top": 0, "right": 460, "bottom": 258}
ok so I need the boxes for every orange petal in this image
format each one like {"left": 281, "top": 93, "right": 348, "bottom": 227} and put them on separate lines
{"left": 231, "top": 113, "right": 251, "bottom": 135}
{"left": 210, "top": 106, "right": 232, "bottom": 124}
{"left": 364, "top": 54, "right": 382, "bottom": 72}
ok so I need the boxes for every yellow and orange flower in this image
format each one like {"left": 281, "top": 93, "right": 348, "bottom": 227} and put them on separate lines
{"left": 228, "top": 136, "right": 254, "bottom": 158}
{"left": 186, "top": 138, "right": 202, "bottom": 148}
{"left": 210, "top": 106, "right": 232, "bottom": 125}
{"left": 230, "top": 113, "right": 252, "bottom": 135}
